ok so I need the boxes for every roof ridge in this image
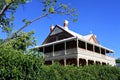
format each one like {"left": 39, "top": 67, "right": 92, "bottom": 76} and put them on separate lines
{"left": 56, "top": 25, "right": 83, "bottom": 38}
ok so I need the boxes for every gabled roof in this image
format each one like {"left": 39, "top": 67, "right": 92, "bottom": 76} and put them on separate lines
{"left": 83, "top": 34, "right": 93, "bottom": 40}
{"left": 43, "top": 25, "right": 99, "bottom": 44}
{"left": 83, "top": 34, "right": 99, "bottom": 44}
{"left": 57, "top": 25, "right": 83, "bottom": 38}
{"left": 42, "top": 25, "right": 74, "bottom": 44}
{"left": 36, "top": 25, "right": 113, "bottom": 53}
{"left": 55, "top": 25, "right": 99, "bottom": 44}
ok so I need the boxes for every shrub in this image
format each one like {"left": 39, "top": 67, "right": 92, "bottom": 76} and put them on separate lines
{"left": 39, "top": 64, "right": 120, "bottom": 80}
{"left": 0, "top": 44, "right": 120, "bottom": 80}
{"left": 0, "top": 45, "right": 43, "bottom": 80}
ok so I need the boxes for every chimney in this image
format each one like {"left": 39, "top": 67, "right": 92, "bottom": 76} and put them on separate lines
{"left": 50, "top": 25, "right": 54, "bottom": 32}
{"left": 64, "top": 20, "right": 69, "bottom": 29}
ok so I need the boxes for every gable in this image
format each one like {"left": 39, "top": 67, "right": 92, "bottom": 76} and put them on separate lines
{"left": 50, "top": 27, "right": 63, "bottom": 36}
{"left": 83, "top": 34, "right": 99, "bottom": 44}
{"left": 42, "top": 25, "right": 74, "bottom": 44}
{"left": 42, "top": 25, "right": 100, "bottom": 45}
{"left": 89, "top": 35, "right": 99, "bottom": 44}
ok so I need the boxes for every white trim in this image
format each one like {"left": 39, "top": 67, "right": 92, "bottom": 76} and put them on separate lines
{"left": 34, "top": 36, "right": 113, "bottom": 53}
{"left": 77, "top": 37, "right": 114, "bottom": 53}
{"left": 35, "top": 37, "right": 76, "bottom": 48}
{"left": 57, "top": 25, "right": 114, "bottom": 52}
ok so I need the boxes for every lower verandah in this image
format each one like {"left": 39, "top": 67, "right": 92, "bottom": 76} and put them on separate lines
{"left": 38, "top": 38, "right": 115, "bottom": 66}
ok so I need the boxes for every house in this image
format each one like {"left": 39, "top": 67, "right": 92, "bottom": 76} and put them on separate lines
{"left": 35, "top": 20, "right": 116, "bottom": 66}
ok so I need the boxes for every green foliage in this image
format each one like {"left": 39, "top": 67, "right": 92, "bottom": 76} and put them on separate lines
{"left": 7, "top": 31, "right": 36, "bottom": 51}
{"left": 0, "top": 0, "right": 28, "bottom": 34}
{"left": 42, "top": 0, "right": 57, "bottom": 13}
{"left": 40, "top": 64, "right": 120, "bottom": 80}
{"left": 0, "top": 31, "right": 44, "bottom": 79}
{"left": 49, "top": 7, "right": 54, "bottom": 13}
{"left": 5, "top": 0, "right": 12, "bottom": 5}
{"left": 1, "top": 49, "right": 120, "bottom": 80}
{"left": 116, "top": 58, "right": 120, "bottom": 63}
{"left": 0, "top": 43, "right": 44, "bottom": 80}
{"left": 61, "top": 4, "right": 67, "bottom": 9}
{"left": 80, "top": 65, "right": 120, "bottom": 80}
{"left": 0, "top": 39, "right": 4, "bottom": 44}
{"left": 1, "top": 0, "right": 78, "bottom": 39}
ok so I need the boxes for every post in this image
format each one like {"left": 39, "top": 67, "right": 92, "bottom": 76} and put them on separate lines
{"left": 105, "top": 49, "right": 106, "bottom": 55}
{"left": 86, "top": 59, "right": 88, "bottom": 66}
{"left": 93, "top": 45, "right": 95, "bottom": 57}
{"left": 64, "top": 58, "right": 66, "bottom": 66}
{"left": 52, "top": 60, "right": 54, "bottom": 64}
{"left": 94, "top": 60, "right": 95, "bottom": 64}
{"left": 53, "top": 44, "right": 54, "bottom": 56}
{"left": 43, "top": 47, "right": 45, "bottom": 53}
{"left": 43, "top": 47, "right": 45, "bottom": 58}
{"left": 100, "top": 47, "right": 101, "bottom": 56}
{"left": 93, "top": 45, "right": 95, "bottom": 52}
{"left": 76, "top": 37, "right": 79, "bottom": 53}
{"left": 85, "top": 42, "right": 87, "bottom": 50}
{"left": 64, "top": 41, "right": 66, "bottom": 55}
{"left": 77, "top": 58, "right": 79, "bottom": 67}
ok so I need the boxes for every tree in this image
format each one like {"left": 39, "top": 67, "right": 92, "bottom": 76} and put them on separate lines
{"left": 0, "top": 41, "right": 44, "bottom": 80}
{"left": 0, "top": 1, "right": 78, "bottom": 79}
{"left": 0, "top": 0, "right": 27, "bottom": 35}
{"left": 0, "top": 39, "right": 4, "bottom": 44}
{"left": 0, "top": 0, "right": 78, "bottom": 44}
{"left": 8, "top": 31, "right": 36, "bottom": 51}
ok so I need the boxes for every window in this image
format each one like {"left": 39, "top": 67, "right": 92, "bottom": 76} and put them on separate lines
{"left": 101, "top": 48, "right": 105, "bottom": 55}
{"left": 87, "top": 43, "right": 93, "bottom": 51}
{"left": 44, "top": 45, "right": 53, "bottom": 53}
{"left": 78, "top": 40, "right": 86, "bottom": 49}
{"left": 95, "top": 46, "right": 100, "bottom": 53}
{"left": 66, "top": 40, "right": 77, "bottom": 49}
{"left": 54, "top": 43, "right": 64, "bottom": 51}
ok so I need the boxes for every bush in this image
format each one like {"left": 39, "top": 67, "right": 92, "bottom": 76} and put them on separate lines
{"left": 0, "top": 45, "right": 43, "bottom": 80}
{"left": 0, "top": 44, "right": 120, "bottom": 80}
{"left": 40, "top": 64, "right": 120, "bottom": 80}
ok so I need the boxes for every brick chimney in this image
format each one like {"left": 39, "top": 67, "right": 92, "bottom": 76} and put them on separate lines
{"left": 64, "top": 20, "right": 69, "bottom": 29}
{"left": 50, "top": 25, "right": 54, "bottom": 32}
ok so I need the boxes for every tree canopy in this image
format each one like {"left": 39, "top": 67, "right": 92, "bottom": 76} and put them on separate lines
{"left": 0, "top": 0, "right": 27, "bottom": 34}
{"left": 0, "top": 0, "right": 78, "bottom": 43}
{"left": 0, "top": 1, "right": 76, "bottom": 79}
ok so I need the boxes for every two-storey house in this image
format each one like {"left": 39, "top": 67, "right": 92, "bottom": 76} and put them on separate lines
{"left": 35, "top": 20, "right": 116, "bottom": 66}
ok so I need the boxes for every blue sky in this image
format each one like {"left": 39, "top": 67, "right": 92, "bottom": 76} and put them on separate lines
{"left": 0, "top": 0, "right": 120, "bottom": 58}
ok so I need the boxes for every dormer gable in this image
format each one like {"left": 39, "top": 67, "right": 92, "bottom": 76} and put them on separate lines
{"left": 83, "top": 34, "right": 99, "bottom": 44}
{"left": 89, "top": 34, "right": 99, "bottom": 44}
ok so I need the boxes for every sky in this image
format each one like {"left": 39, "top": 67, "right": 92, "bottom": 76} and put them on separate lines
{"left": 0, "top": 0, "right": 120, "bottom": 58}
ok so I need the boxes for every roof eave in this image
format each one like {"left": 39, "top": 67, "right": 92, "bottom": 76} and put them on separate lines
{"left": 34, "top": 37, "right": 76, "bottom": 48}
{"left": 77, "top": 37, "right": 114, "bottom": 53}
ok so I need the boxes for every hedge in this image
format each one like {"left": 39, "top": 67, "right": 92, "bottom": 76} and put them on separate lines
{"left": 39, "top": 64, "right": 120, "bottom": 80}
{"left": 0, "top": 45, "right": 120, "bottom": 80}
